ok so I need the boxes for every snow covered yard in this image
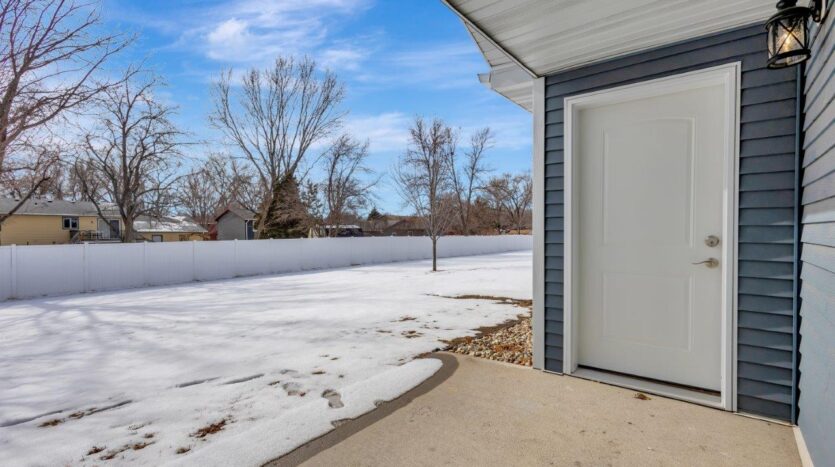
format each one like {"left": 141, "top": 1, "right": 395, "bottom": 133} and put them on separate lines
{"left": 0, "top": 251, "right": 531, "bottom": 466}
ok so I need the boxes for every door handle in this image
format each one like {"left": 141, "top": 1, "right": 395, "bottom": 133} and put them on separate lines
{"left": 692, "top": 258, "right": 719, "bottom": 268}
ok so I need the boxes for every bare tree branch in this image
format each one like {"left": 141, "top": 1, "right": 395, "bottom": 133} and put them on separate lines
{"left": 209, "top": 56, "right": 345, "bottom": 238}
{"left": 449, "top": 127, "right": 492, "bottom": 235}
{"left": 176, "top": 153, "right": 260, "bottom": 228}
{"left": 393, "top": 117, "right": 457, "bottom": 271}
{"left": 73, "top": 67, "right": 184, "bottom": 242}
{"left": 484, "top": 172, "right": 532, "bottom": 234}
{"left": 0, "top": 0, "right": 130, "bottom": 227}
{"left": 321, "top": 134, "right": 377, "bottom": 235}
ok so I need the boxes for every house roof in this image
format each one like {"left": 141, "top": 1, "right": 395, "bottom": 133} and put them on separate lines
{"left": 215, "top": 204, "right": 256, "bottom": 222}
{"left": 443, "top": 0, "right": 775, "bottom": 110}
{"left": 0, "top": 197, "right": 100, "bottom": 216}
{"left": 134, "top": 215, "right": 207, "bottom": 234}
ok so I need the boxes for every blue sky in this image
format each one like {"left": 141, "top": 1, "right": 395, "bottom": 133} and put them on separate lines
{"left": 99, "top": 0, "right": 531, "bottom": 214}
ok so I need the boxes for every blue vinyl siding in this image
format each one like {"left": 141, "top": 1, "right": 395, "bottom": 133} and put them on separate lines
{"left": 542, "top": 24, "right": 799, "bottom": 421}
{"left": 797, "top": 10, "right": 835, "bottom": 466}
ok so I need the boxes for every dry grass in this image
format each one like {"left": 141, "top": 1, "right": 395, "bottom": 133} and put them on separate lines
{"left": 191, "top": 419, "right": 228, "bottom": 439}
{"left": 38, "top": 418, "right": 63, "bottom": 427}
{"left": 448, "top": 294, "right": 532, "bottom": 309}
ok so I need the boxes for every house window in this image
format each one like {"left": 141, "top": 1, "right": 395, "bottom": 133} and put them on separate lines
{"left": 62, "top": 216, "right": 79, "bottom": 230}
{"left": 179, "top": 234, "right": 189, "bottom": 241}
{"left": 151, "top": 235, "right": 163, "bottom": 242}
{"left": 245, "top": 219, "right": 255, "bottom": 240}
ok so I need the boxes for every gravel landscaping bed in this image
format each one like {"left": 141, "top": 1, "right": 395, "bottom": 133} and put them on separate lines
{"left": 444, "top": 296, "right": 532, "bottom": 366}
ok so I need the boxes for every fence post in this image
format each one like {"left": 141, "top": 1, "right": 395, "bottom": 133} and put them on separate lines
{"left": 192, "top": 240, "right": 197, "bottom": 282}
{"left": 142, "top": 241, "right": 148, "bottom": 286}
{"left": 233, "top": 239, "right": 238, "bottom": 277}
{"left": 83, "top": 242, "right": 90, "bottom": 293}
{"left": 10, "top": 244, "right": 17, "bottom": 299}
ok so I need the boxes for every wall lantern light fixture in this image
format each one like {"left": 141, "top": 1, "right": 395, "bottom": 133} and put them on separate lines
{"left": 766, "top": 0, "right": 827, "bottom": 68}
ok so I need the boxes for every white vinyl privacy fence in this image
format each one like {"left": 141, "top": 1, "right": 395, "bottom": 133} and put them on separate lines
{"left": 0, "top": 235, "right": 531, "bottom": 301}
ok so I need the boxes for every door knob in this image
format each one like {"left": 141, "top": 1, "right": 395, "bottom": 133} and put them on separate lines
{"left": 705, "top": 235, "right": 720, "bottom": 247}
{"left": 692, "top": 258, "right": 719, "bottom": 268}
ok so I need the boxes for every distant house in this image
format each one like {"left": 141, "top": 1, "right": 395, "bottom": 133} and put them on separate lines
{"left": 362, "top": 216, "right": 425, "bottom": 237}
{"left": 310, "top": 224, "right": 364, "bottom": 238}
{"left": 133, "top": 216, "right": 207, "bottom": 242}
{"left": 0, "top": 197, "right": 122, "bottom": 246}
{"left": 215, "top": 205, "right": 256, "bottom": 240}
{"left": 0, "top": 197, "right": 206, "bottom": 245}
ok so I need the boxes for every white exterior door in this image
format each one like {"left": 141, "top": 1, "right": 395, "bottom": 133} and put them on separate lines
{"left": 575, "top": 83, "right": 727, "bottom": 391}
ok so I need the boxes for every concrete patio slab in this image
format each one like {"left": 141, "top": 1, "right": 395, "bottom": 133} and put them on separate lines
{"left": 269, "top": 353, "right": 800, "bottom": 467}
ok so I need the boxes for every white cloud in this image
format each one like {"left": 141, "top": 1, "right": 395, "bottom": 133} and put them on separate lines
{"left": 340, "top": 111, "right": 531, "bottom": 155}
{"left": 206, "top": 18, "right": 251, "bottom": 59}
{"left": 319, "top": 46, "right": 370, "bottom": 71}
{"left": 348, "top": 42, "right": 487, "bottom": 91}
{"left": 178, "top": 0, "right": 370, "bottom": 65}
{"left": 343, "top": 112, "right": 412, "bottom": 153}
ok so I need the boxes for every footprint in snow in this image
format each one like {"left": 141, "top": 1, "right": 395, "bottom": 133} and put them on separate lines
{"left": 322, "top": 389, "right": 344, "bottom": 408}
{"left": 281, "top": 382, "right": 306, "bottom": 397}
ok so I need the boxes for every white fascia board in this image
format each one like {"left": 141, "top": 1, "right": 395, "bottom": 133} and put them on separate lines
{"left": 479, "top": 65, "right": 534, "bottom": 111}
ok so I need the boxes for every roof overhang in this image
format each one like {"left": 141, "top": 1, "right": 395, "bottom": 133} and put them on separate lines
{"left": 443, "top": 0, "right": 776, "bottom": 111}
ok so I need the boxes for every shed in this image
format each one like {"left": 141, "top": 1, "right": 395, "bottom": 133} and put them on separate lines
{"left": 215, "top": 205, "right": 257, "bottom": 240}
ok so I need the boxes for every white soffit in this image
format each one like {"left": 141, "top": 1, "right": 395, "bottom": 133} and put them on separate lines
{"left": 447, "top": 0, "right": 776, "bottom": 111}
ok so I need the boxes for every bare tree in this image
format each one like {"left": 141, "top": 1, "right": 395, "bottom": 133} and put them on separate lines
{"left": 210, "top": 56, "right": 345, "bottom": 237}
{"left": 486, "top": 172, "right": 532, "bottom": 233}
{"left": 299, "top": 179, "right": 324, "bottom": 235}
{"left": 322, "top": 134, "right": 376, "bottom": 236}
{"left": 449, "top": 127, "right": 492, "bottom": 235}
{"left": 175, "top": 153, "right": 255, "bottom": 228}
{"left": 394, "top": 117, "right": 456, "bottom": 271}
{"left": 75, "top": 69, "right": 184, "bottom": 242}
{"left": 177, "top": 166, "right": 218, "bottom": 229}
{"left": 506, "top": 173, "right": 532, "bottom": 233}
{"left": 0, "top": 143, "right": 64, "bottom": 198}
{"left": 0, "top": 0, "right": 129, "bottom": 225}
{"left": 203, "top": 153, "right": 262, "bottom": 213}
{"left": 482, "top": 176, "right": 510, "bottom": 233}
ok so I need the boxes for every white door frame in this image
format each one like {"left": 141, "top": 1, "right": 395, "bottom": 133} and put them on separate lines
{"left": 562, "top": 63, "right": 740, "bottom": 411}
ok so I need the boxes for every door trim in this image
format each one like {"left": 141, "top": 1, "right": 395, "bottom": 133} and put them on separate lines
{"left": 562, "top": 63, "right": 740, "bottom": 411}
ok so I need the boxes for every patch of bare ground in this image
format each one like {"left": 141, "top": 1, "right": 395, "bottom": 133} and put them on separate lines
{"left": 191, "top": 418, "right": 229, "bottom": 439}
{"left": 98, "top": 440, "right": 155, "bottom": 461}
{"left": 447, "top": 294, "right": 532, "bottom": 309}
{"left": 444, "top": 295, "right": 532, "bottom": 366}
{"left": 176, "top": 446, "right": 191, "bottom": 454}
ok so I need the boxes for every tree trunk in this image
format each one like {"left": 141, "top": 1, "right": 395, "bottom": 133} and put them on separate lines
{"left": 123, "top": 217, "right": 135, "bottom": 243}
{"left": 431, "top": 237, "right": 437, "bottom": 272}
